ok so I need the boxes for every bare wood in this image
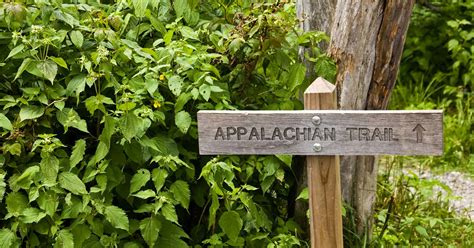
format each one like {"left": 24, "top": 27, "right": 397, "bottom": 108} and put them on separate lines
{"left": 304, "top": 78, "right": 342, "bottom": 248}
{"left": 367, "top": 0, "right": 416, "bottom": 110}
{"left": 327, "top": 0, "right": 416, "bottom": 238}
{"left": 197, "top": 110, "right": 443, "bottom": 155}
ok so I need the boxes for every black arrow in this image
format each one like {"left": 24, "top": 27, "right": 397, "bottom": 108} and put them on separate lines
{"left": 412, "top": 124, "right": 426, "bottom": 143}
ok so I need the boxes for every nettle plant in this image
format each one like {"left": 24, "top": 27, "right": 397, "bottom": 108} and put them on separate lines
{"left": 0, "top": 0, "right": 334, "bottom": 247}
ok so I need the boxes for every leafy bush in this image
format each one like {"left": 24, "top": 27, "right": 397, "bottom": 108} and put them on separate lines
{"left": 0, "top": 0, "right": 335, "bottom": 247}
{"left": 391, "top": 1, "right": 473, "bottom": 171}
{"left": 373, "top": 158, "right": 474, "bottom": 247}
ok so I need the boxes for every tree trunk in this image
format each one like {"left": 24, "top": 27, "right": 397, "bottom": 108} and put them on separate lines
{"left": 296, "top": 0, "right": 415, "bottom": 241}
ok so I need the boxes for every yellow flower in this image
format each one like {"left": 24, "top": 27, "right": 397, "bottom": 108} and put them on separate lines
{"left": 153, "top": 100, "right": 161, "bottom": 108}
{"left": 159, "top": 74, "right": 165, "bottom": 81}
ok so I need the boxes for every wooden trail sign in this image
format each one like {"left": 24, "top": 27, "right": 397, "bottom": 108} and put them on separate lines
{"left": 197, "top": 110, "right": 443, "bottom": 156}
{"left": 197, "top": 78, "right": 443, "bottom": 248}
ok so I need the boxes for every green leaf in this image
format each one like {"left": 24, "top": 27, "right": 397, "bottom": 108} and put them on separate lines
{"left": 168, "top": 75, "right": 183, "bottom": 96}
{"left": 0, "top": 113, "right": 12, "bottom": 130}
{"left": 296, "top": 187, "right": 308, "bottom": 200}
{"left": 37, "top": 191, "right": 58, "bottom": 217}
{"left": 38, "top": 60, "right": 58, "bottom": 84}
{"left": 50, "top": 57, "right": 68, "bottom": 69}
{"left": 199, "top": 84, "right": 211, "bottom": 101}
{"left": 288, "top": 63, "right": 306, "bottom": 91}
{"left": 174, "top": 93, "right": 191, "bottom": 113}
{"left": 56, "top": 108, "right": 89, "bottom": 133}
{"left": 132, "top": 0, "right": 149, "bottom": 18}
{"left": 59, "top": 172, "right": 88, "bottom": 195}
{"left": 170, "top": 180, "right": 190, "bottom": 209}
{"left": 415, "top": 225, "right": 428, "bottom": 237}
{"left": 175, "top": 111, "right": 191, "bottom": 134}
{"left": 0, "top": 173, "right": 5, "bottom": 202}
{"left": 218, "top": 211, "right": 243, "bottom": 241}
{"left": 66, "top": 74, "right": 86, "bottom": 98}
{"left": 130, "top": 169, "right": 150, "bottom": 194}
{"left": 11, "top": 166, "right": 39, "bottom": 190}
{"left": 70, "top": 30, "right": 83, "bottom": 48}
{"left": 6, "top": 191, "right": 28, "bottom": 217}
{"left": 161, "top": 203, "right": 178, "bottom": 224}
{"left": 40, "top": 154, "right": 59, "bottom": 186}
{"left": 20, "top": 208, "right": 47, "bottom": 223}
{"left": 133, "top": 190, "right": 156, "bottom": 199}
{"left": 120, "top": 113, "right": 147, "bottom": 141}
{"left": 104, "top": 206, "right": 129, "bottom": 231}
{"left": 140, "top": 216, "right": 161, "bottom": 247}
{"left": 0, "top": 229, "right": 18, "bottom": 248}
{"left": 151, "top": 168, "right": 168, "bottom": 192}
{"left": 55, "top": 230, "right": 74, "bottom": 248}
{"left": 14, "top": 58, "right": 32, "bottom": 80}
{"left": 70, "top": 139, "right": 86, "bottom": 168}
{"left": 6, "top": 44, "right": 24, "bottom": 60}
{"left": 19, "top": 105, "right": 44, "bottom": 121}
{"left": 71, "top": 224, "right": 90, "bottom": 248}
{"left": 276, "top": 154, "right": 292, "bottom": 167}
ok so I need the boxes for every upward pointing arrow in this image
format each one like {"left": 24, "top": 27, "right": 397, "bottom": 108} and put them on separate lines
{"left": 413, "top": 124, "right": 426, "bottom": 143}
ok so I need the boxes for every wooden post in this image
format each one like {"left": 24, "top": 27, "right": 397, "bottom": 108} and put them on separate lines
{"left": 304, "top": 77, "right": 343, "bottom": 248}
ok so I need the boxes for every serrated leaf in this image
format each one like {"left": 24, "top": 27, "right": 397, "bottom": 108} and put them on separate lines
{"left": 161, "top": 204, "right": 178, "bottom": 224}
{"left": 151, "top": 168, "right": 168, "bottom": 192}
{"left": 133, "top": 190, "right": 156, "bottom": 199}
{"left": 66, "top": 74, "right": 86, "bottom": 98}
{"left": 70, "top": 30, "right": 83, "bottom": 48}
{"left": 40, "top": 154, "right": 59, "bottom": 186}
{"left": 70, "top": 139, "right": 86, "bottom": 168}
{"left": 120, "top": 113, "right": 146, "bottom": 141}
{"left": 104, "top": 206, "right": 129, "bottom": 231}
{"left": 175, "top": 111, "right": 191, "bottom": 133}
{"left": 170, "top": 180, "right": 190, "bottom": 209}
{"left": 20, "top": 208, "right": 47, "bottom": 223}
{"left": 59, "top": 172, "right": 88, "bottom": 195}
{"left": 6, "top": 191, "right": 28, "bottom": 216}
{"left": 168, "top": 75, "right": 183, "bottom": 96}
{"left": 56, "top": 108, "right": 89, "bottom": 133}
{"left": 132, "top": 0, "right": 149, "bottom": 17}
{"left": 19, "top": 105, "right": 44, "bottom": 121}
{"left": 140, "top": 216, "right": 161, "bottom": 247}
{"left": 71, "top": 224, "right": 90, "bottom": 248}
{"left": 38, "top": 60, "right": 58, "bottom": 84}
{"left": 130, "top": 169, "right": 150, "bottom": 194}
{"left": 219, "top": 211, "right": 243, "bottom": 241}
{"left": 55, "top": 229, "right": 74, "bottom": 248}
{"left": 0, "top": 113, "right": 12, "bottom": 130}
{"left": 50, "top": 56, "right": 68, "bottom": 69}
{"left": 0, "top": 229, "right": 18, "bottom": 248}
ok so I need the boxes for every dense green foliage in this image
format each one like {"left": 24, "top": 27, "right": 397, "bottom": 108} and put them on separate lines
{"left": 0, "top": 0, "right": 335, "bottom": 247}
{"left": 391, "top": 0, "right": 473, "bottom": 172}
{"left": 374, "top": 158, "right": 473, "bottom": 247}
{"left": 375, "top": 1, "right": 474, "bottom": 247}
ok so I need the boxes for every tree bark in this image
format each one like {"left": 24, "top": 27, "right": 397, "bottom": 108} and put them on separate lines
{"left": 296, "top": 0, "right": 415, "bottom": 241}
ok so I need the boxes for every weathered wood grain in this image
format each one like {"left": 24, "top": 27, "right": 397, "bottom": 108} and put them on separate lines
{"left": 305, "top": 78, "right": 343, "bottom": 248}
{"left": 197, "top": 110, "right": 443, "bottom": 155}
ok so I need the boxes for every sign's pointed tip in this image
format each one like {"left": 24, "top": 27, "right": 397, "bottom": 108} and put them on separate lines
{"left": 305, "top": 77, "right": 336, "bottom": 94}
